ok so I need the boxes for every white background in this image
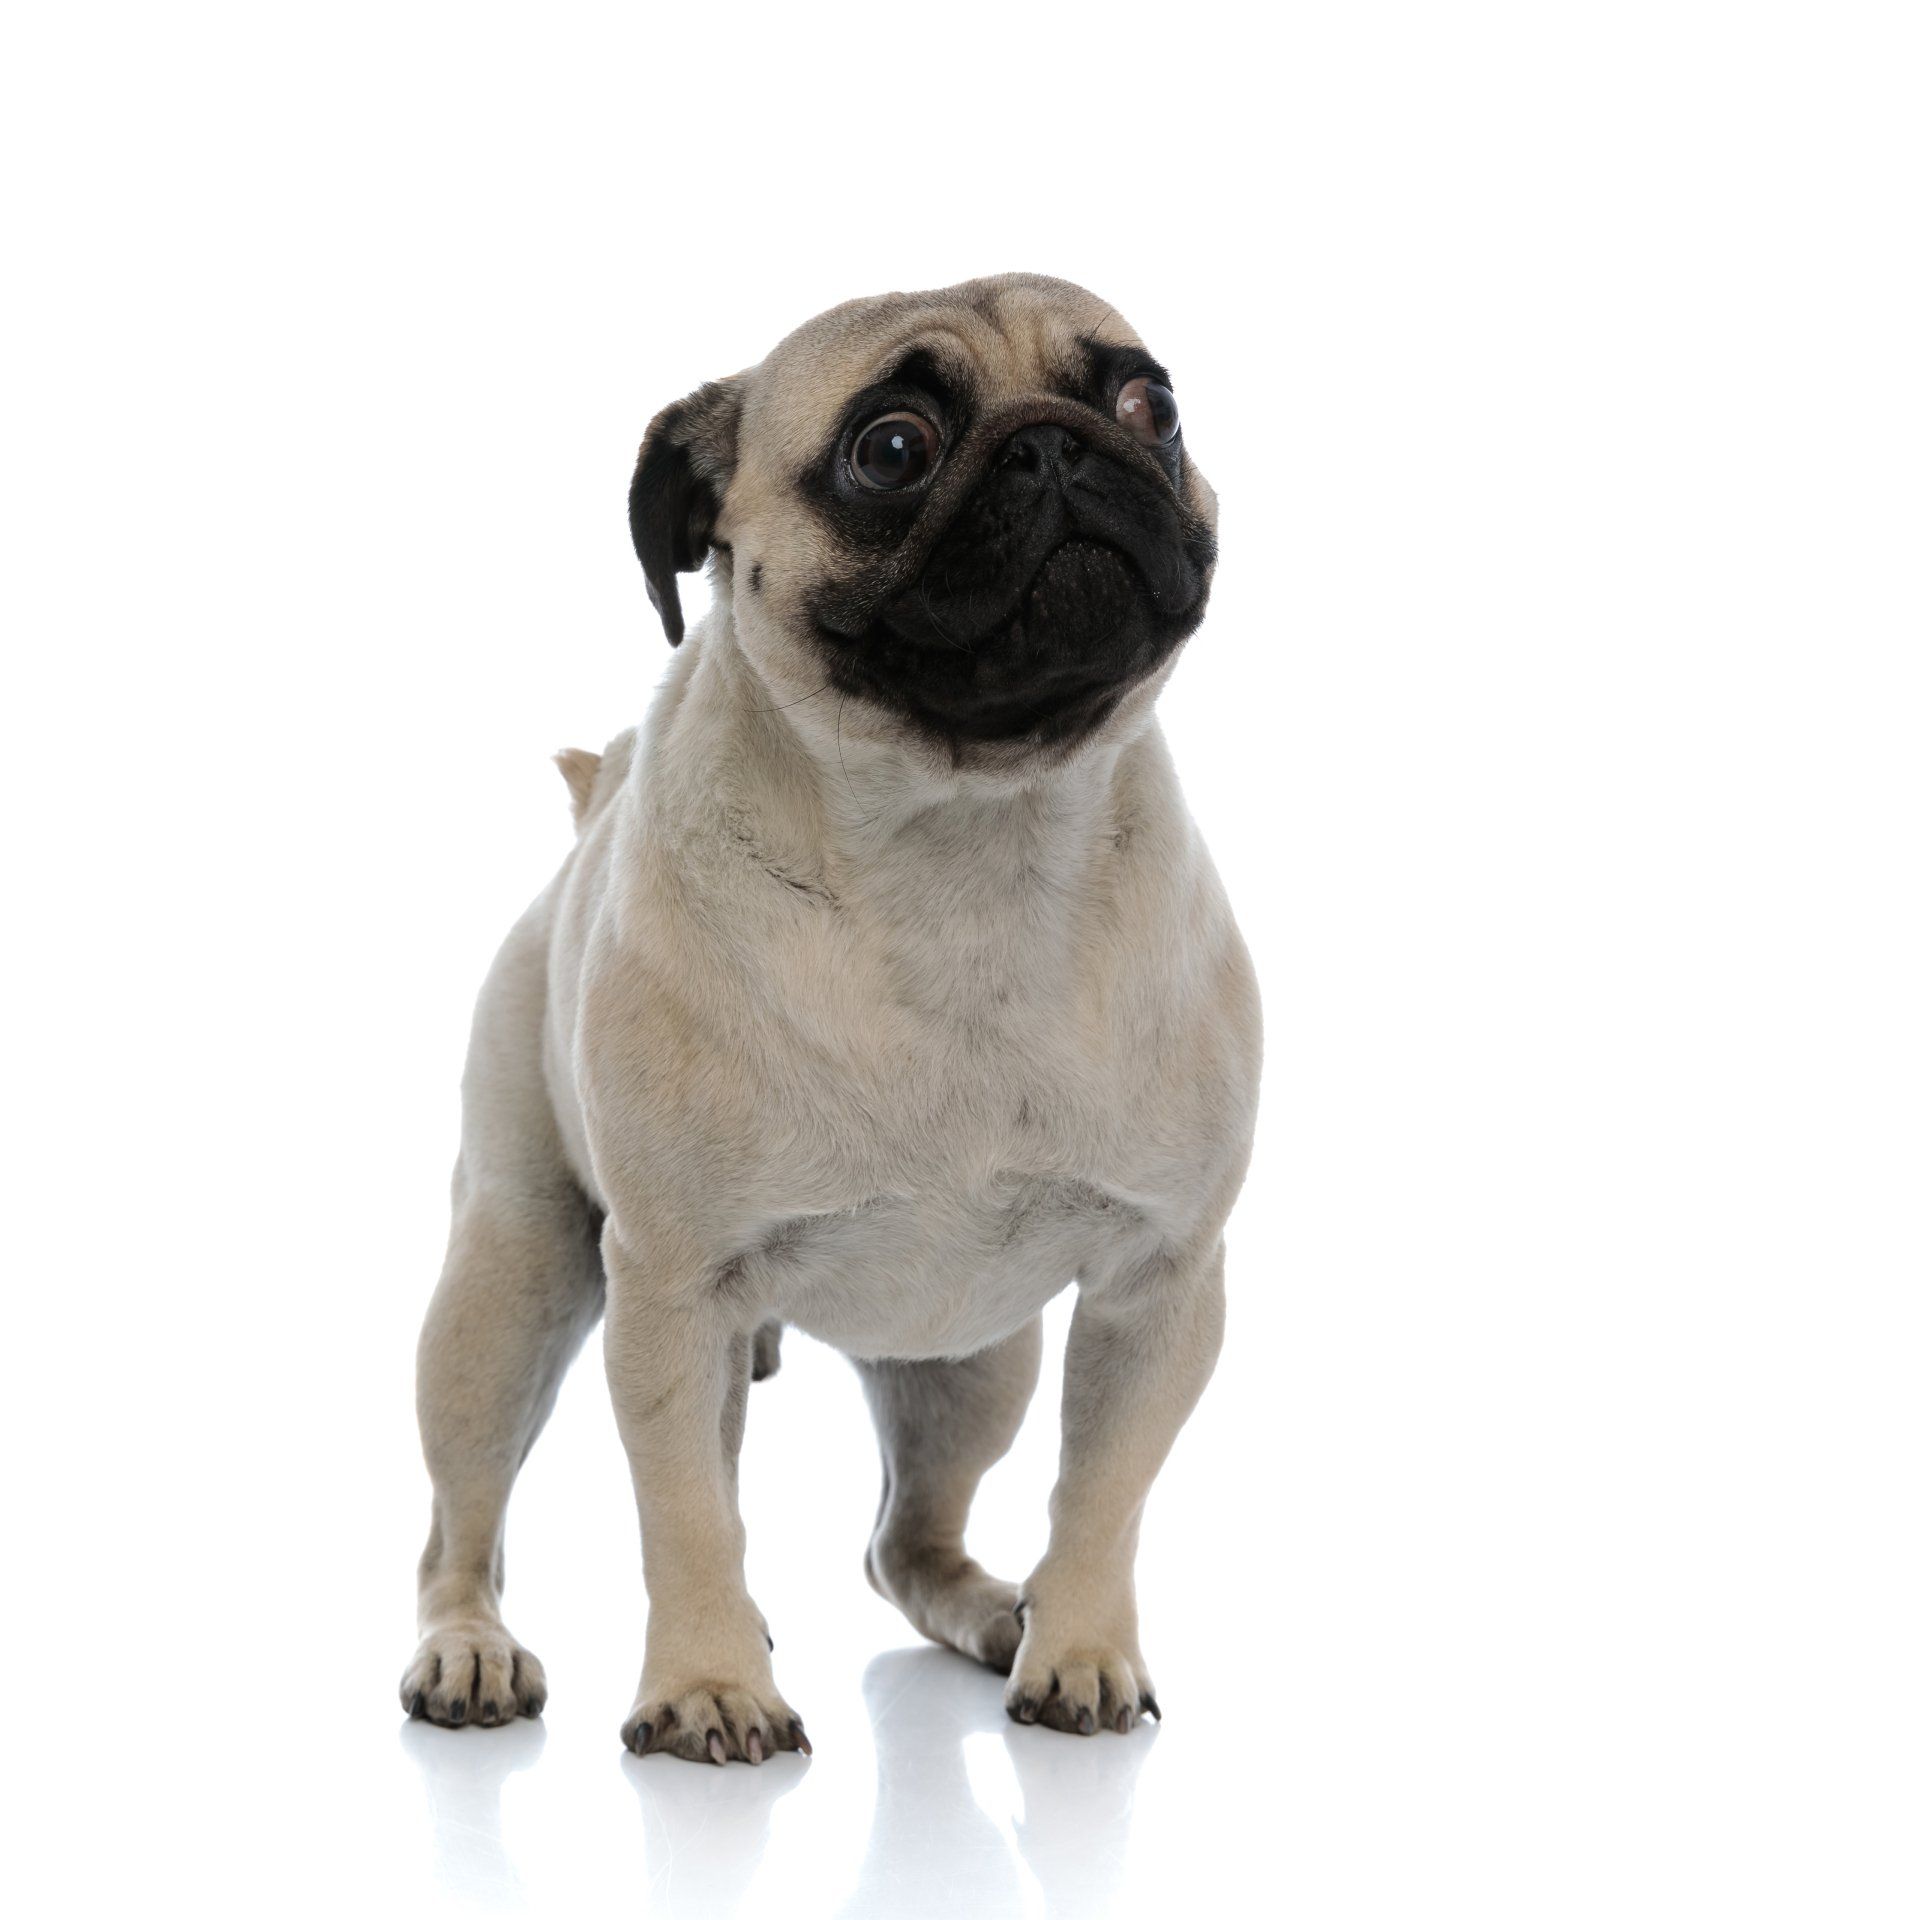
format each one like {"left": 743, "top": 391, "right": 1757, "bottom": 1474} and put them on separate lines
{"left": 5, "top": 5, "right": 1916, "bottom": 1915}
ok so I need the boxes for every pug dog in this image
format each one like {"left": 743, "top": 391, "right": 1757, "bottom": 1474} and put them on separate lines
{"left": 399, "top": 273, "right": 1260, "bottom": 1763}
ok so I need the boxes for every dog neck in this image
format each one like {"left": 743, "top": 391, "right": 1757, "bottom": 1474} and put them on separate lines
{"left": 648, "top": 604, "right": 1174, "bottom": 933}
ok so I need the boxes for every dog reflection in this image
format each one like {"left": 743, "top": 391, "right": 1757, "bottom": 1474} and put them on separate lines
{"left": 621, "top": 1726, "right": 809, "bottom": 1912}
{"left": 399, "top": 1714, "right": 545, "bottom": 1903}
{"left": 848, "top": 1646, "right": 1155, "bottom": 1917}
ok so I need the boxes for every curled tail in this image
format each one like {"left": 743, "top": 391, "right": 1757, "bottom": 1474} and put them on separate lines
{"left": 552, "top": 728, "right": 635, "bottom": 836}
{"left": 553, "top": 747, "right": 602, "bottom": 829}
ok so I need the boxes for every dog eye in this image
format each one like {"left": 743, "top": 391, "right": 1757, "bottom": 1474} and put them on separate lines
{"left": 1116, "top": 377, "right": 1180, "bottom": 448}
{"left": 850, "top": 411, "right": 940, "bottom": 490}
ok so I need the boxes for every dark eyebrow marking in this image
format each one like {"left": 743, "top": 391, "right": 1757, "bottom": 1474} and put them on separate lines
{"left": 870, "top": 346, "right": 968, "bottom": 407}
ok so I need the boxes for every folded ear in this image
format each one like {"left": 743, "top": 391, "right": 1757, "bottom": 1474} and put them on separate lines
{"left": 628, "top": 374, "right": 746, "bottom": 645}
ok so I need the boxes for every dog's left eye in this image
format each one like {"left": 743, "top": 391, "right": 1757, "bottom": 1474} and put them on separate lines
{"left": 1116, "top": 377, "right": 1180, "bottom": 448}
{"left": 850, "top": 412, "right": 940, "bottom": 491}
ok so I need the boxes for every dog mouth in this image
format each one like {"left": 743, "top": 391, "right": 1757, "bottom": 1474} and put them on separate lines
{"left": 1009, "top": 538, "right": 1140, "bottom": 650}
{"left": 892, "top": 538, "right": 1143, "bottom": 657}
{"left": 806, "top": 472, "right": 1214, "bottom": 748}
{"left": 871, "top": 537, "right": 1161, "bottom": 657}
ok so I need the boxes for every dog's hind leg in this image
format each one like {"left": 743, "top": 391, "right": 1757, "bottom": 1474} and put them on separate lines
{"left": 400, "top": 909, "right": 604, "bottom": 1728}
{"left": 858, "top": 1317, "right": 1043, "bottom": 1674}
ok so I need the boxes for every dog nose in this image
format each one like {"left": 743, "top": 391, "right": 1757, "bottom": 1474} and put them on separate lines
{"left": 997, "top": 422, "right": 1084, "bottom": 487}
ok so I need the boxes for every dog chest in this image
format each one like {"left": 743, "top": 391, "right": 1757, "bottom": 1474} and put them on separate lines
{"left": 741, "top": 1170, "right": 1159, "bottom": 1361}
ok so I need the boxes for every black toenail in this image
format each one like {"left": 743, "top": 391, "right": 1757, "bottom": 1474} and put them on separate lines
{"left": 1075, "top": 1706, "right": 1095, "bottom": 1735}
{"left": 448, "top": 1701, "right": 466, "bottom": 1724}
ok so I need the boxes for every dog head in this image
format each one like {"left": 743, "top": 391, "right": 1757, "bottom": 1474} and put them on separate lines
{"left": 629, "top": 274, "right": 1218, "bottom": 762}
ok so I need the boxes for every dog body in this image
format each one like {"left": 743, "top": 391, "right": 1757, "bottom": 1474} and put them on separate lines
{"left": 402, "top": 276, "right": 1260, "bottom": 1761}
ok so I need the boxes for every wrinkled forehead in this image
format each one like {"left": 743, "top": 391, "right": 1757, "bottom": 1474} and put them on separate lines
{"left": 742, "top": 275, "right": 1143, "bottom": 463}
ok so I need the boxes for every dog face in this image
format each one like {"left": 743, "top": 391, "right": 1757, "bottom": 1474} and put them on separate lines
{"left": 629, "top": 274, "right": 1218, "bottom": 760}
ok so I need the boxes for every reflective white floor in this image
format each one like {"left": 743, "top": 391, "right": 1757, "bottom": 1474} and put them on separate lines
{"left": 393, "top": 1645, "right": 1168, "bottom": 1917}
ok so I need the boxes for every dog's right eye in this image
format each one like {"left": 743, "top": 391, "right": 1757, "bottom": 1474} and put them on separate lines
{"left": 850, "top": 412, "right": 940, "bottom": 491}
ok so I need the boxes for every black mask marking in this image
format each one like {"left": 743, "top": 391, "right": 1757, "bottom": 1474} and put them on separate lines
{"left": 805, "top": 374, "right": 1215, "bottom": 750}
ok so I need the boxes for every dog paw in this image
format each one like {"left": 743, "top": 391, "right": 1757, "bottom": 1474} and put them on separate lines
{"left": 956, "top": 1584, "right": 1026, "bottom": 1674}
{"left": 400, "top": 1623, "right": 546, "bottom": 1727}
{"left": 924, "top": 1569, "right": 1025, "bottom": 1674}
{"left": 621, "top": 1680, "right": 809, "bottom": 1764}
{"left": 1002, "top": 1603, "right": 1155, "bottom": 1736}
{"left": 867, "top": 1541, "right": 1025, "bottom": 1674}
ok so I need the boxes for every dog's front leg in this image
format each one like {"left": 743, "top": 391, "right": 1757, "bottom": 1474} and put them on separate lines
{"left": 603, "top": 1229, "right": 806, "bottom": 1764}
{"left": 1007, "top": 1239, "right": 1227, "bottom": 1735}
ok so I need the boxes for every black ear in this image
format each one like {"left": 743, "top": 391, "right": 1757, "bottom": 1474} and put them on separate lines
{"left": 628, "top": 375, "right": 745, "bottom": 645}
